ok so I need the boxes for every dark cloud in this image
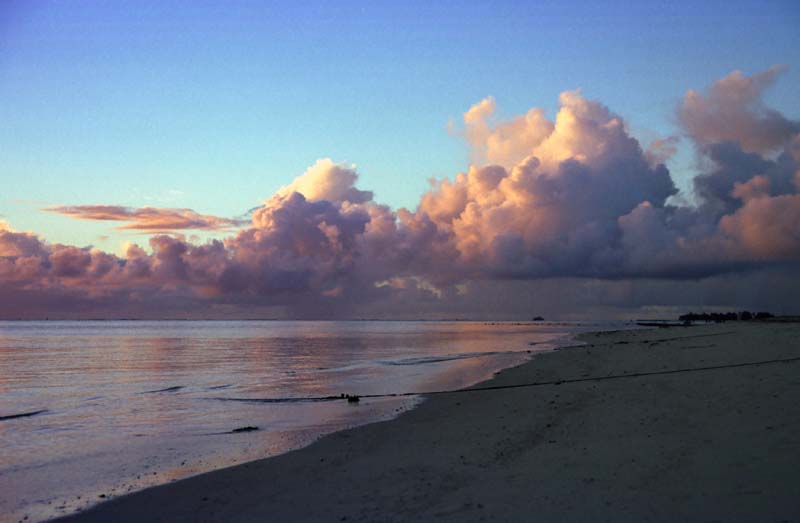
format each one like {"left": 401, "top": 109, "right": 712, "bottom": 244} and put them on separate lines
{"left": 692, "top": 141, "right": 798, "bottom": 217}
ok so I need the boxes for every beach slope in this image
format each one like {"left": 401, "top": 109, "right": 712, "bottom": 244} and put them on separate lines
{"left": 53, "top": 323, "right": 800, "bottom": 522}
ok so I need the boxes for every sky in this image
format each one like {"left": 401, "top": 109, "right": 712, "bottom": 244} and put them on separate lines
{"left": 1, "top": 1, "right": 799, "bottom": 319}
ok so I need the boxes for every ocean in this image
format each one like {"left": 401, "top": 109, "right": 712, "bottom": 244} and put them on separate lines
{"left": 0, "top": 320, "right": 623, "bottom": 522}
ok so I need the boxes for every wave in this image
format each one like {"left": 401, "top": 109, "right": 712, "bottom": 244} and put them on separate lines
{"left": 204, "top": 395, "right": 341, "bottom": 404}
{"left": 379, "top": 350, "right": 521, "bottom": 366}
{"left": 141, "top": 385, "right": 184, "bottom": 394}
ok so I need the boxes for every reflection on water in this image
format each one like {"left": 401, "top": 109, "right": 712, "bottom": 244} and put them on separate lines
{"left": 0, "top": 320, "right": 617, "bottom": 522}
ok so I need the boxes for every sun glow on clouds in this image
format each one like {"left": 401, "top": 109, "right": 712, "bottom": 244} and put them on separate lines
{"left": 44, "top": 205, "right": 247, "bottom": 232}
{"left": 276, "top": 159, "right": 373, "bottom": 204}
{"left": 679, "top": 65, "right": 800, "bottom": 154}
{"left": 2, "top": 66, "right": 800, "bottom": 318}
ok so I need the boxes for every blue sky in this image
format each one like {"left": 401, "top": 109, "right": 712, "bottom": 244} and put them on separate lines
{"left": 1, "top": 0, "right": 798, "bottom": 249}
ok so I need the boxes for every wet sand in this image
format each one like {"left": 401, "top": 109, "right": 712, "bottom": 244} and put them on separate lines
{"left": 51, "top": 323, "right": 800, "bottom": 522}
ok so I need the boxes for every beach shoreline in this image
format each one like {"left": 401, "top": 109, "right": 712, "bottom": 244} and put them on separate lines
{"left": 3, "top": 320, "right": 592, "bottom": 523}
{"left": 50, "top": 322, "right": 800, "bottom": 522}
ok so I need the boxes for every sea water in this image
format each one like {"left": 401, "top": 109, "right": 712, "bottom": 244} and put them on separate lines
{"left": 0, "top": 320, "right": 622, "bottom": 522}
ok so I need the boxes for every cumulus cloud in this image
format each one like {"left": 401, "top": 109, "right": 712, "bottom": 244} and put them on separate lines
{"left": 678, "top": 65, "right": 800, "bottom": 153}
{"left": 461, "top": 96, "right": 554, "bottom": 168}
{"left": 719, "top": 194, "right": 800, "bottom": 260}
{"left": 2, "top": 67, "right": 800, "bottom": 318}
{"left": 691, "top": 140, "right": 798, "bottom": 217}
{"left": 415, "top": 91, "right": 677, "bottom": 280}
{"left": 276, "top": 158, "right": 373, "bottom": 204}
{"left": 44, "top": 205, "right": 248, "bottom": 232}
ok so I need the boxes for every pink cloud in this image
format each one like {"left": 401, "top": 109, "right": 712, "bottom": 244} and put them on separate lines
{"left": 460, "top": 96, "right": 554, "bottom": 168}
{"left": 275, "top": 159, "right": 373, "bottom": 204}
{"left": 678, "top": 65, "right": 799, "bottom": 153}
{"left": 44, "top": 205, "right": 247, "bottom": 232}
{"left": 720, "top": 194, "right": 800, "bottom": 260}
{"left": 2, "top": 68, "right": 800, "bottom": 318}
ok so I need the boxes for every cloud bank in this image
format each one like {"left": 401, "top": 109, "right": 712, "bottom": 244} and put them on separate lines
{"left": 2, "top": 67, "right": 799, "bottom": 318}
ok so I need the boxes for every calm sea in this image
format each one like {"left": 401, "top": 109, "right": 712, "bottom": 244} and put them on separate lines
{"left": 0, "top": 320, "right": 622, "bottom": 522}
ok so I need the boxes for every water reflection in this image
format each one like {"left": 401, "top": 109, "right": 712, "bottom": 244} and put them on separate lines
{"left": 0, "top": 320, "right": 616, "bottom": 522}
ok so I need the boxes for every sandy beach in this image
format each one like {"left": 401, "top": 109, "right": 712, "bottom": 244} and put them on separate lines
{"left": 51, "top": 322, "right": 800, "bottom": 522}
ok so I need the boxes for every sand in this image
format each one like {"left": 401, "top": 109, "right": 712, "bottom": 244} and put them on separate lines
{"left": 51, "top": 323, "right": 800, "bottom": 522}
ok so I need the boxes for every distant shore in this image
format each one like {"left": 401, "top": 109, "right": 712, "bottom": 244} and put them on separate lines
{"left": 53, "top": 323, "right": 800, "bottom": 522}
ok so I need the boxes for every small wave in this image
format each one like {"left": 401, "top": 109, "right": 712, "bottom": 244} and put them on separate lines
{"left": 199, "top": 425, "right": 262, "bottom": 436}
{"left": 206, "top": 384, "right": 233, "bottom": 391}
{"left": 205, "top": 395, "right": 341, "bottom": 404}
{"left": 313, "top": 362, "right": 371, "bottom": 374}
{"left": 141, "top": 385, "right": 184, "bottom": 394}
{"left": 380, "top": 351, "right": 515, "bottom": 366}
{"left": 0, "top": 409, "right": 48, "bottom": 421}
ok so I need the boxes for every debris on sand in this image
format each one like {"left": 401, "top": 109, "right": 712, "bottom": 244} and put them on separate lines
{"left": 230, "top": 426, "right": 260, "bottom": 433}
{"left": 340, "top": 394, "right": 360, "bottom": 403}
{"left": 0, "top": 409, "right": 48, "bottom": 421}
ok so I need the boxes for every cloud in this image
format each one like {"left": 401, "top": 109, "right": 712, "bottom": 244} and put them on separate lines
{"left": 691, "top": 140, "right": 798, "bottom": 217}
{"left": 678, "top": 65, "right": 800, "bottom": 153}
{"left": 646, "top": 136, "right": 680, "bottom": 166}
{"left": 460, "top": 96, "right": 554, "bottom": 168}
{"left": 719, "top": 194, "right": 800, "bottom": 260}
{"left": 3, "top": 67, "right": 800, "bottom": 318}
{"left": 44, "top": 205, "right": 248, "bottom": 232}
{"left": 413, "top": 91, "right": 677, "bottom": 280}
{"left": 276, "top": 158, "right": 373, "bottom": 204}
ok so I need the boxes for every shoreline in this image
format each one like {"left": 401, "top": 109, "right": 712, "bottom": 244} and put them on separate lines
{"left": 51, "top": 322, "right": 799, "bottom": 522}
{"left": 2, "top": 320, "right": 579, "bottom": 523}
